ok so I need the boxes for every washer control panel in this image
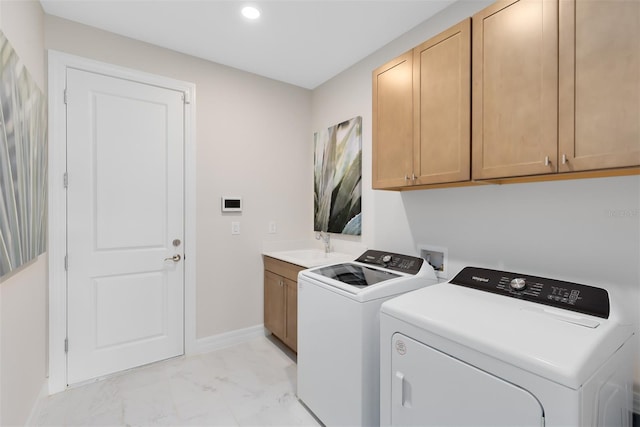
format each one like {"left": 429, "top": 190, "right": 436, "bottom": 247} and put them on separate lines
{"left": 355, "top": 250, "right": 424, "bottom": 275}
{"left": 450, "top": 267, "right": 610, "bottom": 318}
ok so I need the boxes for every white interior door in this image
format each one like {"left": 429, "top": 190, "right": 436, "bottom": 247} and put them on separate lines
{"left": 66, "top": 68, "right": 185, "bottom": 385}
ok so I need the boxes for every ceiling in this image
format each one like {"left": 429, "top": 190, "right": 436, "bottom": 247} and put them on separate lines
{"left": 39, "top": 0, "right": 456, "bottom": 89}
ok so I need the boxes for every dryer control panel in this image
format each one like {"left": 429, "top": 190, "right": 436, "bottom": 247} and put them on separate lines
{"left": 450, "top": 267, "right": 610, "bottom": 318}
{"left": 355, "top": 250, "right": 424, "bottom": 275}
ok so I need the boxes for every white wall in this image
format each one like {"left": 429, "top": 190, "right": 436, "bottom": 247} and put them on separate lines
{"left": 0, "top": 256, "right": 48, "bottom": 425}
{"left": 312, "top": 0, "right": 640, "bottom": 396}
{"left": 44, "top": 16, "right": 313, "bottom": 339}
{"left": 0, "top": 0, "right": 48, "bottom": 425}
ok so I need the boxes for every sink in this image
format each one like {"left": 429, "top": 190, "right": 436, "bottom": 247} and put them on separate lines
{"left": 277, "top": 249, "right": 338, "bottom": 260}
{"left": 265, "top": 249, "right": 355, "bottom": 268}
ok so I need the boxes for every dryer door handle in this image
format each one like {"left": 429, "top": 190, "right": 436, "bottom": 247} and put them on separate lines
{"left": 394, "top": 371, "right": 412, "bottom": 408}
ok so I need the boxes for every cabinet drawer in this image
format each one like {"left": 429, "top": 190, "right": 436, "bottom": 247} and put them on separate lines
{"left": 263, "top": 256, "right": 305, "bottom": 282}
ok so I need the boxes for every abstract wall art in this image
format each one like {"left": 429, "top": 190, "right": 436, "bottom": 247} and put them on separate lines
{"left": 314, "top": 116, "right": 362, "bottom": 235}
{"left": 0, "top": 30, "right": 47, "bottom": 278}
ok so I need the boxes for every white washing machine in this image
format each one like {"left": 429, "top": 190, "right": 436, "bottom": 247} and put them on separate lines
{"left": 297, "top": 250, "right": 438, "bottom": 426}
{"left": 380, "top": 266, "right": 636, "bottom": 426}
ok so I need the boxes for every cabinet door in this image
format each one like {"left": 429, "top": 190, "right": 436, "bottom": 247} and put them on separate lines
{"left": 472, "top": 0, "right": 558, "bottom": 179}
{"left": 264, "top": 271, "right": 285, "bottom": 340}
{"left": 284, "top": 277, "right": 297, "bottom": 352}
{"left": 373, "top": 51, "right": 414, "bottom": 189}
{"left": 414, "top": 19, "right": 471, "bottom": 185}
{"left": 558, "top": 0, "right": 640, "bottom": 172}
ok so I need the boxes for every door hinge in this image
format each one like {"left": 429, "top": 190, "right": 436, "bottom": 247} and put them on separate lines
{"left": 64, "top": 254, "right": 68, "bottom": 271}
{"left": 64, "top": 338, "right": 68, "bottom": 353}
{"left": 63, "top": 172, "right": 68, "bottom": 189}
{"left": 64, "top": 89, "right": 68, "bottom": 105}
{"left": 182, "top": 92, "right": 191, "bottom": 105}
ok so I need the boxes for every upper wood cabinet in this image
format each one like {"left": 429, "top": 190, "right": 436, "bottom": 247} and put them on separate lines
{"left": 373, "top": 0, "right": 639, "bottom": 189}
{"left": 372, "top": 51, "right": 414, "bottom": 189}
{"left": 472, "top": 0, "right": 639, "bottom": 180}
{"left": 413, "top": 19, "right": 471, "bottom": 185}
{"left": 558, "top": 0, "right": 640, "bottom": 172}
{"left": 372, "top": 19, "right": 471, "bottom": 189}
{"left": 472, "top": 0, "right": 559, "bottom": 180}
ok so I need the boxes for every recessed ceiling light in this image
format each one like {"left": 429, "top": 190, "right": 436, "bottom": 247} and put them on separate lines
{"left": 241, "top": 6, "right": 261, "bottom": 20}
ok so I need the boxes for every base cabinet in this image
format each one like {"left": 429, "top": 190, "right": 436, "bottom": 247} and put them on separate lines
{"left": 263, "top": 256, "right": 303, "bottom": 352}
{"left": 264, "top": 270, "right": 286, "bottom": 340}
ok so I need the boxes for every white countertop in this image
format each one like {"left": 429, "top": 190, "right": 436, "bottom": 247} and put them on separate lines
{"left": 262, "top": 239, "right": 366, "bottom": 268}
{"left": 263, "top": 248, "right": 356, "bottom": 268}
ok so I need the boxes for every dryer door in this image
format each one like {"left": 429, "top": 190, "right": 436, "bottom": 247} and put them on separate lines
{"left": 390, "top": 333, "right": 544, "bottom": 426}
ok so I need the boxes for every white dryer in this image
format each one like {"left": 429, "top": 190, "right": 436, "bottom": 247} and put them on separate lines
{"left": 380, "top": 266, "right": 636, "bottom": 426}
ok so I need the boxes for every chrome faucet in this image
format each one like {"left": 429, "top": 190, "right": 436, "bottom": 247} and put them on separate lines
{"left": 316, "top": 231, "right": 331, "bottom": 253}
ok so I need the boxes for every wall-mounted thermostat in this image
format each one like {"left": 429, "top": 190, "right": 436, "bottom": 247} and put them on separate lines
{"left": 221, "top": 197, "right": 242, "bottom": 212}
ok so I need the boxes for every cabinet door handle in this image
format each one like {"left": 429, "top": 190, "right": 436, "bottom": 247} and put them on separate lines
{"left": 544, "top": 156, "right": 551, "bottom": 166}
{"left": 404, "top": 174, "right": 410, "bottom": 181}
{"left": 561, "top": 154, "right": 568, "bottom": 165}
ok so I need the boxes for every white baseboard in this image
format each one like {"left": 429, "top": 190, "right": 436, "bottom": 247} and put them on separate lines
{"left": 191, "top": 324, "right": 266, "bottom": 355}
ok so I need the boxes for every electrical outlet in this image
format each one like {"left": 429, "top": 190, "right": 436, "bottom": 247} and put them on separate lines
{"left": 268, "top": 221, "right": 277, "bottom": 234}
{"left": 231, "top": 221, "right": 240, "bottom": 235}
{"left": 419, "top": 244, "right": 448, "bottom": 279}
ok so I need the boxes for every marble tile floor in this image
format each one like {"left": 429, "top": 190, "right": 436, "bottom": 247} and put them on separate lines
{"left": 32, "top": 336, "right": 321, "bottom": 426}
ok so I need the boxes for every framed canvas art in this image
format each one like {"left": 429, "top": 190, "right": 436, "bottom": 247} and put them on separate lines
{"left": 0, "top": 31, "right": 47, "bottom": 278}
{"left": 314, "top": 116, "right": 361, "bottom": 235}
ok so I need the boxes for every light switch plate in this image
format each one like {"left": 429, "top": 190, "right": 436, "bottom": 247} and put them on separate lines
{"left": 231, "top": 221, "right": 240, "bottom": 235}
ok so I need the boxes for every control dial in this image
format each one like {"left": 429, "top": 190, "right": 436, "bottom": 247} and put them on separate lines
{"left": 510, "top": 278, "right": 526, "bottom": 291}
{"left": 382, "top": 254, "right": 392, "bottom": 263}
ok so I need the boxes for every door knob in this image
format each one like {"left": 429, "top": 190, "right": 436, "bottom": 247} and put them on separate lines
{"left": 164, "top": 254, "right": 181, "bottom": 262}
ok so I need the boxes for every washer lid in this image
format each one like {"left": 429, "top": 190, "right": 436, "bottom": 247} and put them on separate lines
{"left": 310, "top": 263, "right": 401, "bottom": 289}
{"left": 300, "top": 261, "right": 438, "bottom": 302}
{"left": 381, "top": 283, "right": 635, "bottom": 390}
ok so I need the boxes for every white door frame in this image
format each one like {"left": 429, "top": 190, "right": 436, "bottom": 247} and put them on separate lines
{"left": 47, "top": 50, "right": 197, "bottom": 394}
